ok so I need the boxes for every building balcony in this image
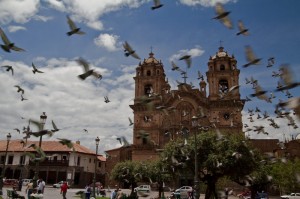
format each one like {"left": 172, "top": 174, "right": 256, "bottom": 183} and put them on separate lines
{"left": 28, "top": 159, "right": 69, "bottom": 166}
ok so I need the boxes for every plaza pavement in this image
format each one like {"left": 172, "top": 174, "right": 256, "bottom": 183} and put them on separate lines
{"left": 2, "top": 186, "right": 282, "bottom": 199}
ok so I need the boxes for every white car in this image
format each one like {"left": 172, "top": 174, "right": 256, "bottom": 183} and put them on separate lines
{"left": 174, "top": 186, "right": 193, "bottom": 199}
{"left": 281, "top": 193, "right": 300, "bottom": 199}
{"left": 134, "top": 185, "right": 151, "bottom": 192}
{"left": 175, "top": 186, "right": 193, "bottom": 193}
{"left": 53, "top": 181, "right": 69, "bottom": 188}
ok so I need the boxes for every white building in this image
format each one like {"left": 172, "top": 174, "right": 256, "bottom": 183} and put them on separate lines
{"left": 0, "top": 140, "right": 106, "bottom": 187}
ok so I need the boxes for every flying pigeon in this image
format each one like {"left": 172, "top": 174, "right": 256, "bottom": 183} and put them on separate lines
{"left": 76, "top": 58, "right": 102, "bottom": 80}
{"left": 179, "top": 55, "right": 191, "bottom": 68}
{"left": 32, "top": 62, "right": 44, "bottom": 74}
{"left": 128, "top": 117, "right": 134, "bottom": 126}
{"left": 14, "top": 85, "right": 25, "bottom": 94}
{"left": 171, "top": 61, "right": 180, "bottom": 71}
{"left": 236, "top": 20, "right": 249, "bottom": 36}
{"left": 0, "top": 27, "right": 25, "bottom": 52}
{"left": 2, "top": 65, "right": 14, "bottom": 75}
{"left": 57, "top": 138, "right": 74, "bottom": 150}
{"left": 66, "top": 15, "right": 85, "bottom": 36}
{"left": 104, "top": 96, "right": 110, "bottom": 103}
{"left": 123, "top": 41, "right": 141, "bottom": 60}
{"left": 243, "top": 45, "right": 262, "bottom": 67}
{"left": 212, "top": 3, "right": 233, "bottom": 29}
{"left": 151, "top": 0, "right": 163, "bottom": 10}
{"left": 21, "top": 94, "right": 28, "bottom": 101}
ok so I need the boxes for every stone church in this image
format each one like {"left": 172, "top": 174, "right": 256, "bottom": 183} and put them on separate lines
{"left": 105, "top": 46, "right": 300, "bottom": 188}
{"left": 105, "top": 46, "right": 245, "bottom": 179}
{"left": 129, "top": 46, "right": 244, "bottom": 161}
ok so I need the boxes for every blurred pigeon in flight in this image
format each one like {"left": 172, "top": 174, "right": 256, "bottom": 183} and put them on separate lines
{"left": 21, "top": 94, "right": 28, "bottom": 101}
{"left": 104, "top": 96, "right": 110, "bottom": 103}
{"left": 0, "top": 27, "right": 25, "bottom": 52}
{"left": 76, "top": 58, "right": 102, "bottom": 80}
{"left": 66, "top": 15, "right": 85, "bottom": 36}
{"left": 266, "top": 57, "right": 275, "bottom": 67}
{"left": 32, "top": 62, "right": 44, "bottom": 74}
{"left": 14, "top": 85, "right": 25, "bottom": 94}
{"left": 128, "top": 117, "right": 134, "bottom": 126}
{"left": 171, "top": 61, "right": 180, "bottom": 71}
{"left": 212, "top": 3, "right": 233, "bottom": 29}
{"left": 151, "top": 0, "right": 163, "bottom": 10}
{"left": 276, "top": 64, "right": 300, "bottom": 91}
{"left": 1, "top": 65, "right": 14, "bottom": 75}
{"left": 57, "top": 138, "right": 74, "bottom": 150}
{"left": 123, "top": 41, "right": 141, "bottom": 60}
{"left": 243, "top": 45, "right": 262, "bottom": 67}
{"left": 179, "top": 55, "right": 191, "bottom": 68}
{"left": 236, "top": 20, "right": 249, "bottom": 36}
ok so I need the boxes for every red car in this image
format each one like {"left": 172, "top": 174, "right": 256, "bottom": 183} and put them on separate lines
{"left": 238, "top": 191, "right": 251, "bottom": 199}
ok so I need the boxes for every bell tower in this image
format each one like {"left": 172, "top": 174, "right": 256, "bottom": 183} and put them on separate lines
{"left": 206, "top": 46, "right": 244, "bottom": 133}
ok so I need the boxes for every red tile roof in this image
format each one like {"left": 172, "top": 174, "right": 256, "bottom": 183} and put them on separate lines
{"left": 0, "top": 140, "right": 95, "bottom": 155}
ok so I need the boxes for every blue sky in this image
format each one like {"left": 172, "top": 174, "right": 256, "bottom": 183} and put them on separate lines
{"left": 0, "top": 0, "right": 299, "bottom": 154}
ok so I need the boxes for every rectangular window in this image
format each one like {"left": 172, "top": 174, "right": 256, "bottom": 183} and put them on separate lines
{"left": 8, "top": 155, "right": 13, "bottom": 164}
{"left": 98, "top": 161, "right": 101, "bottom": 168}
{"left": 0, "top": 156, "right": 5, "bottom": 164}
{"left": 77, "top": 157, "right": 80, "bottom": 166}
{"left": 19, "top": 155, "right": 25, "bottom": 165}
{"left": 89, "top": 158, "right": 91, "bottom": 163}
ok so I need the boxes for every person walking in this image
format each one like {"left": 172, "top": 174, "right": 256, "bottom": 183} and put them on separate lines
{"left": 37, "top": 178, "right": 46, "bottom": 194}
{"left": 60, "top": 181, "right": 68, "bottom": 199}
{"left": 25, "top": 180, "right": 34, "bottom": 199}
{"left": 85, "top": 184, "right": 92, "bottom": 199}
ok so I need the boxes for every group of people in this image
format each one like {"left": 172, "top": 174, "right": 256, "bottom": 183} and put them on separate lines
{"left": 25, "top": 178, "right": 45, "bottom": 199}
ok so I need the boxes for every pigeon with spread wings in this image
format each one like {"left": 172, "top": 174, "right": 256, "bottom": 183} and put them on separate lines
{"left": 32, "top": 62, "right": 44, "bottom": 74}
{"left": 123, "top": 41, "right": 141, "bottom": 60}
{"left": 2, "top": 65, "right": 14, "bottom": 75}
{"left": 212, "top": 3, "right": 233, "bottom": 29}
{"left": 0, "top": 27, "right": 25, "bottom": 52}
{"left": 151, "top": 0, "right": 163, "bottom": 10}
{"left": 236, "top": 20, "right": 249, "bottom": 36}
{"left": 243, "top": 45, "right": 262, "bottom": 67}
{"left": 66, "top": 15, "right": 85, "bottom": 36}
{"left": 76, "top": 58, "right": 102, "bottom": 80}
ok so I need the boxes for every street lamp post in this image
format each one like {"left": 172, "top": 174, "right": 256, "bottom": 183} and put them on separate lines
{"left": 192, "top": 116, "right": 200, "bottom": 199}
{"left": 0, "top": 133, "right": 12, "bottom": 195}
{"left": 93, "top": 137, "right": 100, "bottom": 198}
{"left": 33, "top": 112, "right": 47, "bottom": 188}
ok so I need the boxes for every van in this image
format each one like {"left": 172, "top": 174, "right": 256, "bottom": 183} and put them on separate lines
{"left": 134, "top": 185, "right": 151, "bottom": 193}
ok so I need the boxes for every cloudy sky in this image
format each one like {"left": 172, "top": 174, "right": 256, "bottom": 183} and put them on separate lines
{"left": 0, "top": 0, "right": 299, "bottom": 154}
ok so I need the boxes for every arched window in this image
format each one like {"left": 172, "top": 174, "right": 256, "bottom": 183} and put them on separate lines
{"left": 219, "top": 79, "right": 228, "bottom": 93}
{"left": 144, "top": 84, "right": 153, "bottom": 95}
{"left": 220, "top": 64, "right": 225, "bottom": 71}
{"left": 147, "top": 70, "right": 151, "bottom": 76}
{"left": 156, "top": 70, "right": 160, "bottom": 75}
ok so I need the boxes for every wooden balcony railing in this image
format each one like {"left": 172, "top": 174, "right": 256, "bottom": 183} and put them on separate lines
{"left": 28, "top": 159, "right": 69, "bottom": 166}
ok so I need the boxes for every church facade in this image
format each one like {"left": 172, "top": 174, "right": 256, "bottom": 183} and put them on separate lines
{"left": 129, "top": 46, "right": 245, "bottom": 161}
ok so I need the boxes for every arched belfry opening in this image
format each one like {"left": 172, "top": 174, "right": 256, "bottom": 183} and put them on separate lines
{"left": 219, "top": 79, "right": 229, "bottom": 93}
{"left": 144, "top": 84, "right": 153, "bottom": 95}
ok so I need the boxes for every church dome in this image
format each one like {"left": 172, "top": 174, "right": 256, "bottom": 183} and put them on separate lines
{"left": 144, "top": 52, "right": 160, "bottom": 64}
{"left": 212, "top": 46, "right": 229, "bottom": 59}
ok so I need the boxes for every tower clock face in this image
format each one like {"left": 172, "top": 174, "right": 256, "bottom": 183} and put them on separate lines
{"left": 223, "top": 112, "right": 230, "bottom": 120}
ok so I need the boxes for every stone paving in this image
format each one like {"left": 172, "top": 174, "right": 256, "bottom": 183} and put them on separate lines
{"left": 1, "top": 186, "right": 282, "bottom": 199}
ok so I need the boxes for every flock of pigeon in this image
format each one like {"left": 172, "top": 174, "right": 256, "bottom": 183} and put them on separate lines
{"left": 0, "top": 0, "right": 299, "bottom": 157}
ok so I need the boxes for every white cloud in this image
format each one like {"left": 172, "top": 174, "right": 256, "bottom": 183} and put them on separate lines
{"left": 7, "top": 25, "right": 26, "bottom": 33}
{"left": 0, "top": 57, "right": 135, "bottom": 153}
{"left": 169, "top": 45, "right": 205, "bottom": 62}
{"left": 94, "top": 33, "right": 121, "bottom": 52}
{"left": 0, "top": 0, "right": 40, "bottom": 25}
{"left": 46, "top": 0, "right": 149, "bottom": 30}
{"left": 178, "top": 0, "right": 237, "bottom": 7}
{"left": 33, "top": 15, "right": 53, "bottom": 22}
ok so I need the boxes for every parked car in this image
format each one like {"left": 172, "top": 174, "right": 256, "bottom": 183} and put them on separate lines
{"left": 281, "top": 193, "right": 300, "bottom": 199}
{"left": 22, "top": 179, "right": 32, "bottom": 186}
{"left": 173, "top": 186, "right": 193, "bottom": 199}
{"left": 134, "top": 185, "right": 151, "bottom": 192}
{"left": 175, "top": 186, "right": 193, "bottom": 193}
{"left": 3, "top": 179, "right": 18, "bottom": 187}
{"left": 237, "top": 190, "right": 251, "bottom": 199}
{"left": 53, "top": 181, "right": 69, "bottom": 188}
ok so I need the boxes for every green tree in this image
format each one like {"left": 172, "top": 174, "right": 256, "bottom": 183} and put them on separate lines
{"left": 110, "top": 160, "right": 148, "bottom": 195}
{"left": 268, "top": 158, "right": 300, "bottom": 194}
{"left": 161, "top": 131, "right": 261, "bottom": 199}
{"left": 147, "top": 160, "right": 172, "bottom": 198}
